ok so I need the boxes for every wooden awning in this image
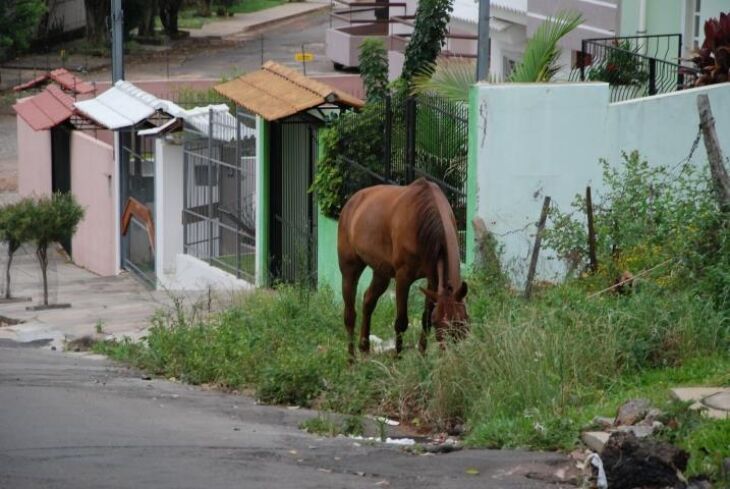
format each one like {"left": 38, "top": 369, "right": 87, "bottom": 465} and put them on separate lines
{"left": 214, "top": 61, "right": 364, "bottom": 121}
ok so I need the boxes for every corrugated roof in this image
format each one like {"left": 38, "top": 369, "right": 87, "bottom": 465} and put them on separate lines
{"left": 138, "top": 104, "right": 255, "bottom": 142}
{"left": 13, "top": 68, "right": 95, "bottom": 94}
{"left": 75, "top": 80, "right": 187, "bottom": 130}
{"left": 214, "top": 61, "right": 364, "bottom": 121}
{"left": 13, "top": 85, "right": 76, "bottom": 131}
{"left": 451, "top": 0, "right": 526, "bottom": 23}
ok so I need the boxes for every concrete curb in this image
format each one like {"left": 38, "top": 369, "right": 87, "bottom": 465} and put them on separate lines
{"left": 241, "top": 4, "right": 330, "bottom": 36}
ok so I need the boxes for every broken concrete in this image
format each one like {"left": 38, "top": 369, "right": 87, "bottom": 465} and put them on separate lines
{"left": 671, "top": 387, "right": 730, "bottom": 420}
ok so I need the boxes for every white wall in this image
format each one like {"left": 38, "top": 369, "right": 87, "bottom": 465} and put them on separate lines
{"left": 154, "top": 138, "right": 184, "bottom": 283}
{"left": 471, "top": 82, "right": 730, "bottom": 282}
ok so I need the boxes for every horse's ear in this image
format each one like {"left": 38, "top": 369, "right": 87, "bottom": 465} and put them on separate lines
{"left": 455, "top": 281, "right": 468, "bottom": 301}
{"left": 420, "top": 287, "right": 439, "bottom": 303}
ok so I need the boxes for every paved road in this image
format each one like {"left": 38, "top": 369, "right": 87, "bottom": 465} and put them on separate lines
{"left": 0, "top": 346, "right": 569, "bottom": 489}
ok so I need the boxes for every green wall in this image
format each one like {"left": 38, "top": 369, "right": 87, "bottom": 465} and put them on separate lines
{"left": 255, "top": 116, "right": 269, "bottom": 287}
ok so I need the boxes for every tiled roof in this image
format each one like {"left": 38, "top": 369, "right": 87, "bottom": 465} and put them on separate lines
{"left": 13, "top": 85, "right": 76, "bottom": 131}
{"left": 13, "top": 68, "right": 95, "bottom": 95}
{"left": 214, "top": 61, "right": 364, "bottom": 121}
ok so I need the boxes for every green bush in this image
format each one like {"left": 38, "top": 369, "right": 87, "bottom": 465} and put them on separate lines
{"left": 0, "top": 0, "right": 46, "bottom": 61}
{"left": 359, "top": 38, "right": 389, "bottom": 102}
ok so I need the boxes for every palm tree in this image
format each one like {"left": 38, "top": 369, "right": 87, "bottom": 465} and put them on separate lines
{"left": 412, "top": 10, "right": 584, "bottom": 101}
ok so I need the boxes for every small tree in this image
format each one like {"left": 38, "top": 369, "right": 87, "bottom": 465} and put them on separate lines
{"left": 359, "top": 38, "right": 389, "bottom": 102}
{"left": 400, "top": 0, "right": 453, "bottom": 84}
{"left": 31, "top": 193, "right": 84, "bottom": 307}
{"left": 0, "top": 199, "right": 35, "bottom": 300}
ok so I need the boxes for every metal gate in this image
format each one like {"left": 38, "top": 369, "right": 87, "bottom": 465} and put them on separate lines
{"left": 269, "top": 118, "right": 319, "bottom": 286}
{"left": 182, "top": 108, "right": 257, "bottom": 283}
{"left": 120, "top": 131, "right": 156, "bottom": 286}
{"left": 340, "top": 94, "right": 469, "bottom": 261}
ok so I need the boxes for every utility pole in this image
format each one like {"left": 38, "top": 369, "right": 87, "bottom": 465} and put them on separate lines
{"left": 476, "top": 0, "right": 490, "bottom": 81}
{"left": 111, "top": 0, "right": 124, "bottom": 82}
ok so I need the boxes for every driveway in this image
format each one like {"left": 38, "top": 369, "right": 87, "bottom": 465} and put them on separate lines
{"left": 0, "top": 345, "right": 570, "bottom": 489}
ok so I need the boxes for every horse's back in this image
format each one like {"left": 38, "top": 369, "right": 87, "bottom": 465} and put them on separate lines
{"left": 338, "top": 185, "right": 409, "bottom": 271}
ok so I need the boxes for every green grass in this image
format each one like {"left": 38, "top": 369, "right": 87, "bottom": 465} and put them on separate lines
{"left": 227, "top": 0, "right": 287, "bottom": 14}
{"left": 154, "top": 0, "right": 288, "bottom": 31}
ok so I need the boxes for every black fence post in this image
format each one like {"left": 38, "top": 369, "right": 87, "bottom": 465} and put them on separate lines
{"left": 384, "top": 94, "right": 392, "bottom": 181}
{"left": 648, "top": 58, "right": 657, "bottom": 95}
{"left": 405, "top": 97, "right": 416, "bottom": 182}
{"left": 579, "top": 40, "right": 587, "bottom": 81}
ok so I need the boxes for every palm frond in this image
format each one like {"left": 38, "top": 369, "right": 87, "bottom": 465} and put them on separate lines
{"left": 509, "top": 10, "right": 583, "bottom": 83}
{"left": 411, "top": 58, "right": 479, "bottom": 101}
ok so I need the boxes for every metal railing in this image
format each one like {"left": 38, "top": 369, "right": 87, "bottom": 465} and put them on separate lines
{"left": 329, "top": 0, "right": 407, "bottom": 28}
{"left": 182, "top": 108, "right": 257, "bottom": 283}
{"left": 388, "top": 15, "right": 478, "bottom": 59}
{"left": 335, "top": 94, "right": 469, "bottom": 261}
{"left": 573, "top": 34, "right": 700, "bottom": 102}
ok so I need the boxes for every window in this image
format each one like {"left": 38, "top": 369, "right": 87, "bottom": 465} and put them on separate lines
{"left": 693, "top": 0, "right": 701, "bottom": 50}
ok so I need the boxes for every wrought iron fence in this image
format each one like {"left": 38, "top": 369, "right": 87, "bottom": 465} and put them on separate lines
{"left": 182, "top": 108, "right": 257, "bottom": 282}
{"left": 336, "top": 93, "right": 469, "bottom": 261}
{"left": 572, "top": 34, "right": 700, "bottom": 102}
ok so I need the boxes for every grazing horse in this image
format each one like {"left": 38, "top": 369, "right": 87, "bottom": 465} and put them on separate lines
{"left": 338, "top": 178, "right": 469, "bottom": 358}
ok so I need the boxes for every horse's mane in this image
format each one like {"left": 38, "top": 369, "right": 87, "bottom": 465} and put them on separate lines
{"left": 413, "top": 180, "right": 450, "bottom": 281}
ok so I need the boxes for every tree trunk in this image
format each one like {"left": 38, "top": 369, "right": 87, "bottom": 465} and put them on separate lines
{"left": 138, "top": 0, "right": 158, "bottom": 37}
{"left": 36, "top": 245, "right": 48, "bottom": 306}
{"left": 697, "top": 94, "right": 730, "bottom": 213}
{"left": 84, "top": 0, "right": 110, "bottom": 44}
{"left": 4, "top": 246, "right": 13, "bottom": 300}
{"left": 160, "top": 0, "right": 182, "bottom": 37}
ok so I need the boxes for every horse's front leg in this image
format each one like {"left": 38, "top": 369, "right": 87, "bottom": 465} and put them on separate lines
{"left": 394, "top": 270, "right": 414, "bottom": 355}
{"left": 419, "top": 277, "right": 437, "bottom": 354}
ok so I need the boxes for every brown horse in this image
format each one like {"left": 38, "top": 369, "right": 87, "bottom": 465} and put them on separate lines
{"left": 338, "top": 178, "right": 468, "bottom": 358}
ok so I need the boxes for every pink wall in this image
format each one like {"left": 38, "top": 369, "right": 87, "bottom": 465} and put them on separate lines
{"left": 16, "top": 116, "right": 52, "bottom": 198}
{"left": 70, "top": 131, "right": 116, "bottom": 276}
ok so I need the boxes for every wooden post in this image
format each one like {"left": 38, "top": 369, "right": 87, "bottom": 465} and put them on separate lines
{"left": 697, "top": 94, "right": 730, "bottom": 212}
{"left": 586, "top": 186, "right": 598, "bottom": 273}
{"left": 524, "top": 196, "right": 551, "bottom": 299}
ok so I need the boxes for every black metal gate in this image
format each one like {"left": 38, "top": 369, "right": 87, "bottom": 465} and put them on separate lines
{"left": 51, "top": 122, "right": 72, "bottom": 253}
{"left": 269, "top": 118, "right": 319, "bottom": 286}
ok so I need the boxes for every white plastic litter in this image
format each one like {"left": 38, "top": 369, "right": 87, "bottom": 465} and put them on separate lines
{"left": 374, "top": 416, "right": 400, "bottom": 426}
{"left": 348, "top": 435, "right": 416, "bottom": 446}
{"left": 587, "top": 453, "right": 608, "bottom": 489}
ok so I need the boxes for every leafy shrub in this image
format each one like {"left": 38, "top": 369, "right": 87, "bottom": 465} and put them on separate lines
{"left": 587, "top": 40, "right": 649, "bottom": 86}
{"left": 543, "top": 151, "right": 715, "bottom": 286}
{"left": 359, "top": 38, "right": 389, "bottom": 102}
{"left": 400, "top": 0, "right": 453, "bottom": 83}
{"left": 692, "top": 12, "right": 730, "bottom": 87}
{"left": 0, "top": 198, "right": 35, "bottom": 299}
{"left": 0, "top": 0, "right": 46, "bottom": 61}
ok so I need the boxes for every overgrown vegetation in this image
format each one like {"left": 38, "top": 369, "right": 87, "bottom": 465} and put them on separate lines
{"left": 692, "top": 12, "right": 730, "bottom": 87}
{"left": 400, "top": 0, "right": 453, "bottom": 84}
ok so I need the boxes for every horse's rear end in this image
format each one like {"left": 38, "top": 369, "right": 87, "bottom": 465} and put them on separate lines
{"left": 337, "top": 179, "right": 468, "bottom": 359}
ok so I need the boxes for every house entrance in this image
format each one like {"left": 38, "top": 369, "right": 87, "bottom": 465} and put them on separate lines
{"left": 268, "top": 118, "right": 319, "bottom": 286}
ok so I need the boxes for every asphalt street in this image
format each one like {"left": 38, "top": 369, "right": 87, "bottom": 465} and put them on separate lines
{"left": 0, "top": 345, "right": 569, "bottom": 489}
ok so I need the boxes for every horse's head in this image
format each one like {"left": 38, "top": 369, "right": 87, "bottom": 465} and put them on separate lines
{"left": 421, "top": 282, "right": 469, "bottom": 343}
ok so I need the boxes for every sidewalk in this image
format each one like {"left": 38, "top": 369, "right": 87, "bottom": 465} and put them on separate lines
{"left": 0, "top": 246, "right": 207, "bottom": 350}
{"left": 189, "top": 1, "right": 330, "bottom": 39}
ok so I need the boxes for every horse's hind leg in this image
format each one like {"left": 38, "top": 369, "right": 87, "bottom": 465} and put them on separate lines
{"left": 360, "top": 272, "right": 390, "bottom": 354}
{"left": 341, "top": 260, "right": 365, "bottom": 361}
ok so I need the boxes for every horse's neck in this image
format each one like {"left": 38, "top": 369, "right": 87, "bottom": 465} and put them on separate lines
{"left": 435, "top": 225, "right": 461, "bottom": 294}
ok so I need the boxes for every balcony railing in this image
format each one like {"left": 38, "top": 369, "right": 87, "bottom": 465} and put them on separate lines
{"left": 329, "top": 0, "right": 407, "bottom": 28}
{"left": 572, "top": 34, "right": 700, "bottom": 102}
{"left": 388, "top": 15, "right": 477, "bottom": 59}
